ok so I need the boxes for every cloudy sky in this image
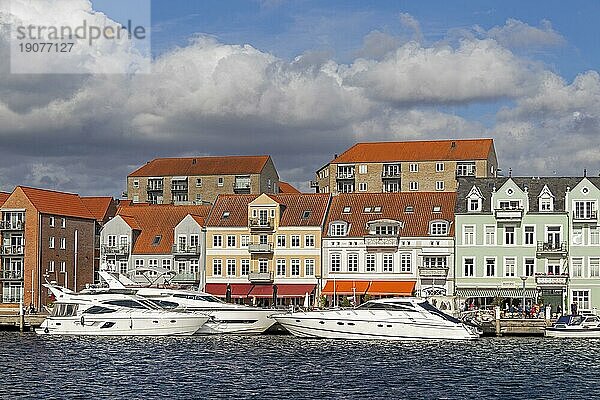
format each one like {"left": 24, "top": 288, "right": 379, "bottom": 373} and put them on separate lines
{"left": 1, "top": 0, "right": 600, "bottom": 196}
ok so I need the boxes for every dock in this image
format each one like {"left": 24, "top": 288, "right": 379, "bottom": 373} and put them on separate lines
{"left": 0, "top": 313, "right": 46, "bottom": 332}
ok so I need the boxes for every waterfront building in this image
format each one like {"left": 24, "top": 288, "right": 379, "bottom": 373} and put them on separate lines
{"left": 204, "top": 193, "right": 330, "bottom": 306}
{"left": 313, "top": 138, "right": 498, "bottom": 195}
{"left": 126, "top": 155, "right": 280, "bottom": 205}
{"left": 321, "top": 192, "right": 456, "bottom": 305}
{"left": 455, "top": 176, "right": 600, "bottom": 313}
{"left": 0, "top": 186, "right": 114, "bottom": 309}
{"left": 99, "top": 203, "right": 210, "bottom": 286}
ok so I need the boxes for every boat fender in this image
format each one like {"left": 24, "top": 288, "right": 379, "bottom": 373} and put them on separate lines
{"left": 80, "top": 316, "right": 84, "bottom": 326}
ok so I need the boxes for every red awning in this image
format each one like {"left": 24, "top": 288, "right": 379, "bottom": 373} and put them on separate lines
{"left": 204, "top": 283, "right": 253, "bottom": 298}
{"left": 321, "top": 280, "right": 370, "bottom": 295}
{"left": 275, "top": 284, "right": 316, "bottom": 298}
{"left": 367, "top": 281, "right": 415, "bottom": 296}
{"left": 248, "top": 284, "right": 275, "bottom": 298}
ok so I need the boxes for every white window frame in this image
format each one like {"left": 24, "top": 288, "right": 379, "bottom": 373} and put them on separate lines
{"left": 291, "top": 235, "right": 301, "bottom": 248}
{"left": 304, "top": 259, "right": 315, "bottom": 276}
{"left": 409, "top": 163, "right": 418, "bottom": 172}
{"left": 366, "top": 253, "right": 376, "bottom": 272}
{"left": 571, "top": 257, "right": 584, "bottom": 278}
{"left": 524, "top": 257, "right": 535, "bottom": 277}
{"left": 49, "top": 217, "right": 55, "bottom": 227}
{"left": 409, "top": 181, "right": 418, "bottom": 191}
{"left": 400, "top": 253, "right": 411, "bottom": 273}
{"left": 382, "top": 253, "right": 394, "bottom": 272}
{"left": 347, "top": 253, "right": 358, "bottom": 272}
{"left": 358, "top": 164, "right": 367, "bottom": 174}
{"left": 358, "top": 182, "right": 367, "bottom": 192}
{"left": 435, "top": 181, "right": 444, "bottom": 191}
{"left": 276, "top": 259, "right": 286, "bottom": 276}
{"left": 217, "top": 177, "right": 224, "bottom": 187}
{"left": 463, "top": 225, "right": 475, "bottom": 245}
{"left": 277, "top": 235, "right": 286, "bottom": 248}
{"left": 330, "top": 253, "right": 341, "bottom": 272}
{"left": 504, "top": 257, "right": 516, "bottom": 277}
{"left": 435, "top": 162, "right": 444, "bottom": 172}
{"left": 305, "top": 234, "right": 315, "bottom": 248}
{"left": 484, "top": 225, "right": 496, "bottom": 245}
{"left": 485, "top": 257, "right": 496, "bottom": 277}
{"left": 213, "top": 234, "right": 223, "bottom": 248}
{"left": 212, "top": 259, "right": 222, "bottom": 276}
{"left": 463, "top": 257, "right": 475, "bottom": 277}
{"left": 291, "top": 259, "right": 300, "bottom": 276}
{"left": 524, "top": 225, "right": 535, "bottom": 246}
{"left": 49, "top": 236, "right": 55, "bottom": 249}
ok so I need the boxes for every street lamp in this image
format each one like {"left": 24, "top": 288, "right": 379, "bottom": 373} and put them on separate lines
{"left": 520, "top": 276, "right": 528, "bottom": 317}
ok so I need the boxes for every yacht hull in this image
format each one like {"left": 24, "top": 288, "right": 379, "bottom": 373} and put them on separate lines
{"left": 545, "top": 328, "right": 600, "bottom": 338}
{"left": 187, "top": 308, "right": 279, "bottom": 334}
{"left": 273, "top": 311, "right": 479, "bottom": 341}
{"left": 38, "top": 314, "right": 209, "bottom": 336}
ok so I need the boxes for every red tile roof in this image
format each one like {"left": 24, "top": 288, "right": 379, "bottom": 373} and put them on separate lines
{"left": 0, "top": 192, "right": 10, "bottom": 206}
{"left": 331, "top": 139, "right": 494, "bottom": 163}
{"left": 206, "top": 193, "right": 330, "bottom": 227}
{"left": 117, "top": 204, "right": 211, "bottom": 255}
{"left": 18, "top": 186, "right": 95, "bottom": 220}
{"left": 81, "top": 197, "right": 115, "bottom": 223}
{"left": 278, "top": 181, "right": 301, "bottom": 193}
{"left": 324, "top": 192, "right": 456, "bottom": 237}
{"left": 129, "top": 155, "right": 271, "bottom": 177}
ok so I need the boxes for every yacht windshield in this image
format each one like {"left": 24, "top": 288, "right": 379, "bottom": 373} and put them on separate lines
{"left": 50, "top": 303, "right": 79, "bottom": 317}
{"left": 172, "top": 293, "right": 224, "bottom": 303}
{"left": 355, "top": 301, "right": 418, "bottom": 312}
{"left": 418, "top": 301, "right": 462, "bottom": 324}
{"left": 84, "top": 306, "right": 116, "bottom": 314}
{"left": 103, "top": 299, "right": 152, "bottom": 309}
{"left": 149, "top": 299, "right": 179, "bottom": 309}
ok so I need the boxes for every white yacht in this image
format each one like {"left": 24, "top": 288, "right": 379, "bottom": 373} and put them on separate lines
{"left": 38, "top": 284, "right": 209, "bottom": 336}
{"left": 98, "top": 271, "right": 279, "bottom": 335}
{"left": 272, "top": 297, "right": 480, "bottom": 341}
{"left": 545, "top": 315, "right": 600, "bottom": 338}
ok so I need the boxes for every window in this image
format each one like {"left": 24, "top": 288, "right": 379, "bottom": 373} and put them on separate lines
{"left": 540, "top": 197, "right": 553, "bottom": 212}
{"left": 464, "top": 258, "right": 475, "bottom": 277}
{"left": 430, "top": 221, "right": 449, "bottom": 236}
{"left": 190, "top": 235, "right": 199, "bottom": 248}
{"left": 358, "top": 182, "right": 367, "bottom": 192}
{"left": 463, "top": 226, "right": 475, "bottom": 245}
{"left": 148, "top": 259, "right": 158, "bottom": 269}
{"left": 133, "top": 195, "right": 139, "bottom": 203}
{"left": 48, "top": 261, "right": 55, "bottom": 273}
{"left": 525, "top": 258, "right": 535, "bottom": 277}
{"left": 196, "top": 178, "right": 202, "bottom": 187}
{"left": 152, "top": 235, "right": 162, "bottom": 246}
{"left": 241, "top": 259, "right": 250, "bottom": 276}
{"left": 190, "top": 259, "right": 199, "bottom": 273}
{"left": 373, "top": 206, "right": 381, "bottom": 213}
{"left": 162, "top": 259, "right": 171, "bottom": 271}
{"left": 400, "top": 254, "right": 411, "bottom": 272}
{"left": 374, "top": 225, "right": 398, "bottom": 235}
{"left": 572, "top": 228, "right": 583, "bottom": 245}
{"left": 241, "top": 235, "right": 250, "bottom": 247}
{"left": 178, "top": 261, "right": 187, "bottom": 274}
{"left": 277, "top": 235, "right": 286, "bottom": 248}
{"left": 331, "top": 254, "right": 341, "bottom": 272}
{"left": 364, "top": 207, "right": 372, "bottom": 213}
{"left": 221, "top": 211, "right": 230, "bottom": 219}
{"left": 120, "top": 260, "right": 129, "bottom": 275}
{"left": 329, "top": 222, "right": 347, "bottom": 237}
{"left": 135, "top": 259, "right": 144, "bottom": 270}
{"left": 61, "top": 218, "right": 66, "bottom": 228}
{"left": 107, "top": 235, "right": 116, "bottom": 247}
{"left": 435, "top": 181, "right": 444, "bottom": 191}
{"left": 49, "top": 237, "right": 55, "bottom": 249}
{"left": 342, "top": 207, "right": 351, "bottom": 213}
{"left": 49, "top": 217, "right": 55, "bottom": 227}
{"left": 291, "top": 235, "right": 300, "bottom": 248}
{"left": 60, "top": 261, "right": 66, "bottom": 273}
{"left": 60, "top": 237, "right": 66, "bottom": 249}
{"left": 590, "top": 258, "right": 600, "bottom": 277}
{"left": 572, "top": 290, "right": 590, "bottom": 310}
{"left": 358, "top": 164, "right": 367, "bottom": 174}
{"left": 305, "top": 235, "right": 315, "bottom": 248}
{"left": 409, "top": 181, "right": 418, "bottom": 191}
{"left": 591, "top": 227, "right": 600, "bottom": 245}
{"left": 291, "top": 259, "right": 300, "bottom": 276}
{"left": 195, "top": 194, "right": 202, "bottom": 203}
{"left": 524, "top": 226, "right": 535, "bottom": 245}
{"left": 217, "top": 177, "right": 224, "bottom": 187}
{"left": 258, "top": 259, "right": 268, "bottom": 273}
{"left": 405, "top": 206, "right": 414, "bottom": 213}
{"left": 468, "top": 198, "right": 481, "bottom": 212}
{"left": 366, "top": 254, "right": 376, "bottom": 272}
{"left": 348, "top": 254, "right": 358, "bottom": 272}
{"left": 213, "top": 235, "right": 222, "bottom": 248}
{"left": 302, "top": 210, "right": 311, "bottom": 219}
{"left": 227, "top": 259, "right": 236, "bottom": 276}
{"left": 259, "top": 235, "right": 268, "bottom": 245}
{"left": 484, "top": 226, "right": 496, "bottom": 245}
{"left": 485, "top": 258, "right": 495, "bottom": 277}
{"left": 133, "top": 179, "right": 139, "bottom": 188}
{"left": 409, "top": 163, "right": 418, "bottom": 172}
{"left": 382, "top": 254, "right": 393, "bottom": 272}
{"left": 304, "top": 259, "right": 315, "bottom": 276}
{"left": 276, "top": 259, "right": 286, "bottom": 276}
{"left": 504, "top": 257, "right": 516, "bottom": 277}
{"left": 227, "top": 235, "right": 236, "bottom": 248}
{"left": 424, "top": 257, "right": 447, "bottom": 269}
{"left": 436, "top": 162, "right": 444, "bottom": 172}
{"left": 574, "top": 201, "right": 596, "bottom": 219}
{"left": 504, "top": 226, "right": 515, "bottom": 245}
{"left": 212, "top": 259, "right": 222, "bottom": 276}
{"left": 571, "top": 258, "right": 583, "bottom": 278}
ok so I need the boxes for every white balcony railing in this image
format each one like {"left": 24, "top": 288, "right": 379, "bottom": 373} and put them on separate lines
{"left": 248, "top": 271, "right": 273, "bottom": 283}
{"left": 0, "top": 245, "right": 24, "bottom": 255}
{"left": 0, "top": 221, "right": 24, "bottom": 230}
{"left": 102, "top": 244, "right": 130, "bottom": 255}
{"left": 249, "top": 218, "right": 274, "bottom": 230}
{"left": 248, "top": 243, "right": 273, "bottom": 253}
{"left": 364, "top": 236, "right": 399, "bottom": 248}
{"left": 172, "top": 245, "right": 201, "bottom": 255}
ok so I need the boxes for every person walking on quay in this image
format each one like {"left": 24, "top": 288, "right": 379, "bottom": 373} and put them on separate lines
{"left": 571, "top": 301, "right": 578, "bottom": 316}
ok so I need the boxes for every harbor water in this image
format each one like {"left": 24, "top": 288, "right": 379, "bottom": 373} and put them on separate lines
{"left": 1, "top": 332, "right": 599, "bottom": 399}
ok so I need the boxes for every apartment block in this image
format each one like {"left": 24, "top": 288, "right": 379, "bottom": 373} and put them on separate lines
{"left": 322, "top": 192, "right": 456, "bottom": 306}
{"left": 127, "top": 155, "right": 280, "bottom": 205}
{"left": 0, "top": 187, "right": 112, "bottom": 309}
{"left": 314, "top": 139, "right": 498, "bottom": 195}
{"left": 100, "top": 203, "right": 211, "bottom": 286}
{"left": 455, "top": 176, "right": 600, "bottom": 313}
{"left": 204, "top": 193, "right": 330, "bottom": 306}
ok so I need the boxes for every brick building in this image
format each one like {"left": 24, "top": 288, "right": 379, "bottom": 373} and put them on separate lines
{"left": 314, "top": 138, "right": 498, "bottom": 195}
{"left": 126, "top": 155, "right": 280, "bottom": 205}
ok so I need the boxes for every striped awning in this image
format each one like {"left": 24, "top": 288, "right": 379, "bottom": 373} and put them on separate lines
{"left": 456, "top": 288, "right": 538, "bottom": 298}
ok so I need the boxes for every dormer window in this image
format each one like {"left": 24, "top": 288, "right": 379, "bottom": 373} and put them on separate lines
{"left": 468, "top": 199, "right": 481, "bottom": 212}
{"left": 430, "top": 220, "right": 449, "bottom": 236}
{"left": 222, "top": 211, "right": 230, "bottom": 219}
{"left": 433, "top": 206, "right": 441, "bottom": 213}
{"left": 538, "top": 185, "right": 555, "bottom": 212}
{"left": 375, "top": 225, "right": 398, "bottom": 236}
{"left": 373, "top": 206, "right": 381, "bottom": 213}
{"left": 152, "top": 235, "right": 162, "bottom": 246}
{"left": 329, "top": 221, "right": 348, "bottom": 237}
{"left": 405, "top": 206, "right": 414, "bottom": 213}
{"left": 498, "top": 200, "right": 521, "bottom": 210}
{"left": 364, "top": 207, "right": 372, "bottom": 213}
{"left": 342, "top": 206, "right": 351, "bottom": 213}
{"left": 302, "top": 210, "right": 311, "bottom": 219}
{"left": 466, "top": 185, "right": 483, "bottom": 212}
{"left": 367, "top": 220, "right": 403, "bottom": 236}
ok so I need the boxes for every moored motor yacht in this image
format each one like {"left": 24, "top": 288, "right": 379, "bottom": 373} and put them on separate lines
{"left": 545, "top": 315, "right": 600, "bottom": 338}
{"left": 98, "top": 270, "right": 279, "bottom": 335}
{"left": 38, "top": 283, "right": 209, "bottom": 336}
{"left": 272, "top": 297, "right": 480, "bottom": 340}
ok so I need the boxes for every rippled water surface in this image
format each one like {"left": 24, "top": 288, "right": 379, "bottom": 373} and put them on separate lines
{"left": 1, "top": 332, "right": 599, "bottom": 399}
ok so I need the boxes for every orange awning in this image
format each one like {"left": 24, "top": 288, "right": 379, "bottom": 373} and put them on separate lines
{"left": 367, "top": 281, "right": 415, "bottom": 296}
{"left": 322, "top": 280, "right": 370, "bottom": 295}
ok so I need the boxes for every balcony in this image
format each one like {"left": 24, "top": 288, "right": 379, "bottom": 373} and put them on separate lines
{"left": 171, "top": 184, "right": 188, "bottom": 192}
{"left": 418, "top": 266, "right": 450, "bottom": 278}
{"left": 248, "top": 243, "right": 273, "bottom": 253}
{"left": 233, "top": 181, "right": 251, "bottom": 194}
{"left": 2, "top": 296, "right": 22, "bottom": 304}
{"left": 456, "top": 170, "right": 476, "bottom": 177}
{"left": 146, "top": 182, "right": 164, "bottom": 191}
{"left": 1, "top": 270, "right": 23, "bottom": 280}
{"left": 101, "top": 244, "right": 130, "bottom": 256}
{"left": 536, "top": 241, "right": 568, "bottom": 258}
{"left": 381, "top": 170, "right": 401, "bottom": 178}
{"left": 535, "top": 273, "right": 568, "bottom": 288}
{"left": 336, "top": 171, "right": 355, "bottom": 180}
{"left": 365, "top": 236, "right": 399, "bottom": 250}
{"left": 172, "top": 245, "right": 201, "bottom": 256}
{"left": 171, "top": 273, "right": 201, "bottom": 284}
{"left": 573, "top": 210, "right": 598, "bottom": 222}
{"left": 248, "top": 271, "right": 273, "bottom": 284}
{"left": 0, "top": 221, "right": 24, "bottom": 230}
{"left": 309, "top": 180, "right": 319, "bottom": 188}
{"left": 0, "top": 245, "right": 24, "bottom": 256}
{"left": 494, "top": 207, "right": 524, "bottom": 220}
{"left": 249, "top": 218, "right": 275, "bottom": 231}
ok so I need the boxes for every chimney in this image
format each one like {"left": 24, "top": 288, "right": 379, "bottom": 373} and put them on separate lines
{"left": 451, "top": 141, "right": 456, "bottom": 148}
{"left": 584, "top": 168, "right": 587, "bottom": 177}
{"left": 334, "top": 154, "right": 338, "bottom": 159}
{"left": 192, "top": 158, "right": 196, "bottom": 164}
